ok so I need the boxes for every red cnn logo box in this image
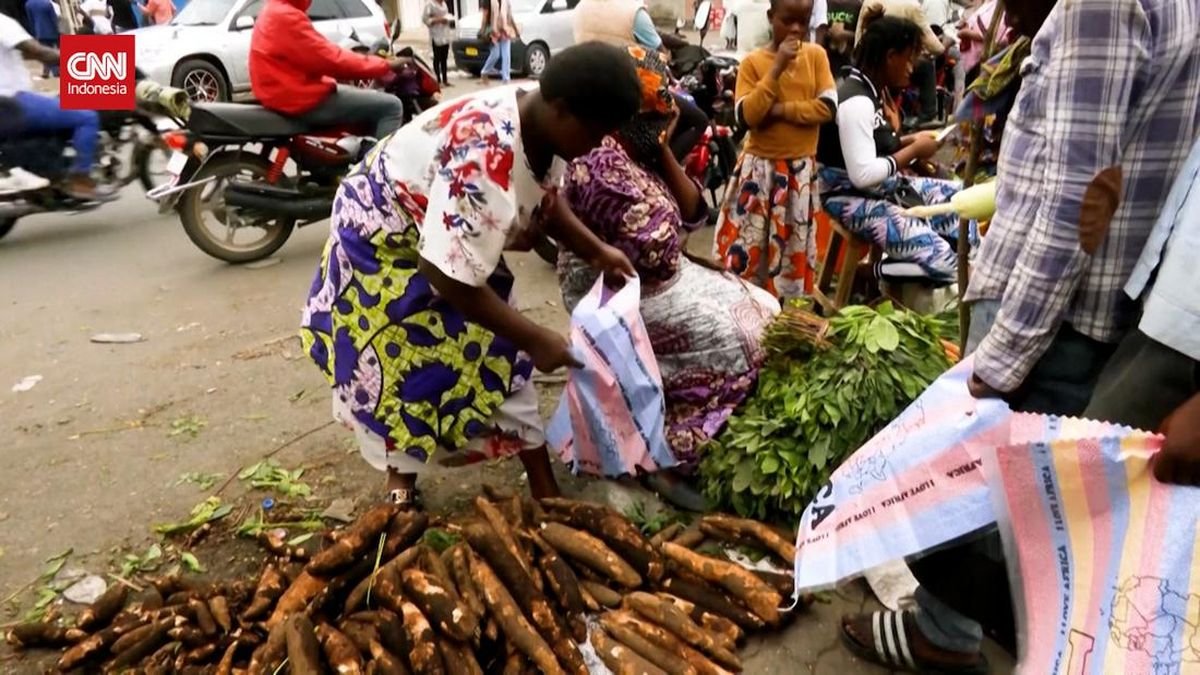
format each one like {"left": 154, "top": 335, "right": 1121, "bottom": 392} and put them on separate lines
{"left": 59, "top": 35, "right": 136, "bottom": 110}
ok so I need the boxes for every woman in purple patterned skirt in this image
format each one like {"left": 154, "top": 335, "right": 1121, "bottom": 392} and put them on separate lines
{"left": 558, "top": 46, "right": 780, "bottom": 508}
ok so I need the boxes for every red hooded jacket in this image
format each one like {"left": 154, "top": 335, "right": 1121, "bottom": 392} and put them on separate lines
{"left": 249, "top": 0, "right": 391, "bottom": 115}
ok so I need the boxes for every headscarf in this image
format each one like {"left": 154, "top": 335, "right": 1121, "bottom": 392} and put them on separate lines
{"left": 620, "top": 45, "right": 677, "bottom": 166}
{"left": 953, "top": 37, "right": 1032, "bottom": 123}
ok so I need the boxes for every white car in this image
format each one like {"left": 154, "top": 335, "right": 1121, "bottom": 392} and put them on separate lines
{"left": 451, "top": 0, "right": 578, "bottom": 79}
{"left": 131, "top": 0, "right": 390, "bottom": 102}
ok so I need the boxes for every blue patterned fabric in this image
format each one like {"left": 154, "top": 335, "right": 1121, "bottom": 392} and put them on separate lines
{"left": 819, "top": 166, "right": 961, "bottom": 282}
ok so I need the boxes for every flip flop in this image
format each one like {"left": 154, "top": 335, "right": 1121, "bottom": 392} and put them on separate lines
{"left": 840, "top": 610, "right": 989, "bottom": 674}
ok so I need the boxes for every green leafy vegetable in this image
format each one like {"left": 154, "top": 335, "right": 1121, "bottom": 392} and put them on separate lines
{"left": 700, "top": 303, "right": 952, "bottom": 522}
{"left": 175, "top": 471, "right": 222, "bottom": 490}
{"left": 238, "top": 460, "right": 312, "bottom": 498}
{"left": 421, "top": 528, "right": 461, "bottom": 554}
{"left": 180, "top": 552, "right": 205, "bottom": 573}
{"left": 623, "top": 501, "right": 689, "bottom": 535}
{"left": 154, "top": 497, "right": 234, "bottom": 535}
{"left": 121, "top": 544, "right": 164, "bottom": 577}
{"left": 168, "top": 415, "right": 207, "bottom": 439}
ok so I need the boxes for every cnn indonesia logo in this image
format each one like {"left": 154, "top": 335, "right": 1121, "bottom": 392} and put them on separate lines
{"left": 60, "top": 35, "right": 136, "bottom": 110}
{"left": 66, "top": 52, "right": 128, "bottom": 97}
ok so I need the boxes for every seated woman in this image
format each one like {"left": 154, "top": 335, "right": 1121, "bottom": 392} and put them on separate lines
{"left": 815, "top": 12, "right": 961, "bottom": 281}
{"left": 558, "top": 46, "right": 780, "bottom": 508}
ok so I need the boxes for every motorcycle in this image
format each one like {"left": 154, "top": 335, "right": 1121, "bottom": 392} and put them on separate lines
{"left": 341, "top": 25, "right": 441, "bottom": 125}
{"left": 0, "top": 91, "right": 177, "bottom": 241}
{"left": 152, "top": 24, "right": 441, "bottom": 264}
{"left": 676, "top": 53, "right": 742, "bottom": 212}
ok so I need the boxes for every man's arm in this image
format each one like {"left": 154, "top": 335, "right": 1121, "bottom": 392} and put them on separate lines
{"left": 17, "top": 38, "right": 58, "bottom": 65}
{"left": 282, "top": 18, "right": 392, "bottom": 80}
{"left": 971, "top": 0, "right": 1149, "bottom": 393}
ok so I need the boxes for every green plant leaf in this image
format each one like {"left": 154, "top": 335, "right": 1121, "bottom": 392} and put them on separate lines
{"left": 180, "top": 552, "right": 204, "bottom": 573}
{"left": 731, "top": 459, "right": 756, "bottom": 492}
{"left": 760, "top": 455, "right": 780, "bottom": 475}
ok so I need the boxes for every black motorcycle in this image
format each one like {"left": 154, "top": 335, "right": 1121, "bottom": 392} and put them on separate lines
{"left": 343, "top": 26, "right": 441, "bottom": 125}
{"left": 149, "top": 25, "right": 443, "bottom": 264}
{"left": 0, "top": 108, "right": 171, "bottom": 241}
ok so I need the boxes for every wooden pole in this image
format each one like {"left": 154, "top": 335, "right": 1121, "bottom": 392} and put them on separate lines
{"left": 955, "top": 1, "right": 1007, "bottom": 349}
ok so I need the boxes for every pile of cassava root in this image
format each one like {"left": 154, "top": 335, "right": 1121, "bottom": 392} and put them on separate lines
{"left": 6, "top": 490, "right": 802, "bottom": 674}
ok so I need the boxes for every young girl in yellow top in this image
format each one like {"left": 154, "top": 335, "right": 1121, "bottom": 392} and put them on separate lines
{"left": 714, "top": 0, "right": 837, "bottom": 299}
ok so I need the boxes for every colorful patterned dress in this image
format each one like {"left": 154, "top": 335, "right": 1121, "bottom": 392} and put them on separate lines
{"left": 559, "top": 138, "right": 780, "bottom": 465}
{"left": 300, "top": 87, "right": 552, "bottom": 472}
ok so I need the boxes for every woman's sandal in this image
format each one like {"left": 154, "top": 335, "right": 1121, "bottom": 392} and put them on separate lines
{"left": 840, "top": 610, "right": 989, "bottom": 674}
{"left": 386, "top": 487, "right": 422, "bottom": 511}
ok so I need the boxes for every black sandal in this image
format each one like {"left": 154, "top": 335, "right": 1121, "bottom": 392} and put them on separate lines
{"left": 840, "top": 610, "right": 989, "bottom": 674}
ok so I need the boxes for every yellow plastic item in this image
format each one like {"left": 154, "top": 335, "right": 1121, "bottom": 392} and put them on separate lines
{"left": 902, "top": 181, "right": 997, "bottom": 221}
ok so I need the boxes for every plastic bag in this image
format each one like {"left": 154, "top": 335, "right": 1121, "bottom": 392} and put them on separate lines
{"left": 546, "top": 276, "right": 677, "bottom": 477}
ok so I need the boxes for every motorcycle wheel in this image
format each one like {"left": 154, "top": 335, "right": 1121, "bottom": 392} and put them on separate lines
{"left": 178, "top": 154, "right": 296, "bottom": 264}
{"left": 0, "top": 217, "right": 15, "bottom": 240}
{"left": 134, "top": 137, "right": 171, "bottom": 192}
{"left": 534, "top": 233, "right": 558, "bottom": 265}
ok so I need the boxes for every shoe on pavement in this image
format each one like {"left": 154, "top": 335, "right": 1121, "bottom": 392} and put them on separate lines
{"left": 0, "top": 168, "right": 51, "bottom": 194}
{"left": 62, "top": 175, "right": 118, "bottom": 202}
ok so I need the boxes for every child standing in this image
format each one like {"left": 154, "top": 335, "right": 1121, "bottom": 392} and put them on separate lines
{"left": 714, "top": 0, "right": 836, "bottom": 299}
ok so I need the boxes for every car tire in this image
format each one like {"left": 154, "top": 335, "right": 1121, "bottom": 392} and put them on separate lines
{"left": 524, "top": 42, "right": 550, "bottom": 79}
{"left": 173, "top": 59, "right": 230, "bottom": 103}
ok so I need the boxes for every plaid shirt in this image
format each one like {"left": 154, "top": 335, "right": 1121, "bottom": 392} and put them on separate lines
{"left": 964, "top": 0, "right": 1200, "bottom": 392}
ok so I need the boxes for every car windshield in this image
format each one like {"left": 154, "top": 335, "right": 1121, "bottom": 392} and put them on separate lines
{"left": 512, "top": 0, "right": 541, "bottom": 12}
{"left": 171, "top": 0, "right": 238, "bottom": 25}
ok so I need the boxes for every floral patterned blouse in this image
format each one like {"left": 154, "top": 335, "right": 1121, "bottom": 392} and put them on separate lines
{"left": 300, "top": 86, "right": 558, "bottom": 461}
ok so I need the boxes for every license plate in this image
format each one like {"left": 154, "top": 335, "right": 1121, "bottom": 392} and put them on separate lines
{"left": 167, "top": 151, "right": 188, "bottom": 176}
{"left": 465, "top": 46, "right": 478, "bottom": 56}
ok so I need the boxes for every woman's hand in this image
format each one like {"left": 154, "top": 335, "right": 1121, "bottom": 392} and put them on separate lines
{"left": 907, "top": 133, "right": 941, "bottom": 160}
{"left": 528, "top": 328, "right": 582, "bottom": 372}
{"left": 590, "top": 243, "right": 636, "bottom": 283}
{"left": 661, "top": 107, "right": 681, "bottom": 151}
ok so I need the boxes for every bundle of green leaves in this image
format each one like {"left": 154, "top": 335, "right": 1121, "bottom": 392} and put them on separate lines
{"left": 700, "top": 303, "right": 953, "bottom": 523}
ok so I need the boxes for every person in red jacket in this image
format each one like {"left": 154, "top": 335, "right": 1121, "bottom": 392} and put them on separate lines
{"left": 250, "top": 0, "right": 410, "bottom": 139}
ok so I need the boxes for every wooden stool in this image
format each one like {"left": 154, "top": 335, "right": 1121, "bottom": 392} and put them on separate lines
{"left": 813, "top": 219, "right": 882, "bottom": 314}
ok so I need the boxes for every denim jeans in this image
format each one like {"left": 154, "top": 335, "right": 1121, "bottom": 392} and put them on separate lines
{"left": 294, "top": 85, "right": 405, "bottom": 141}
{"left": 14, "top": 91, "right": 99, "bottom": 174}
{"left": 482, "top": 39, "right": 512, "bottom": 82}
{"left": 910, "top": 300, "right": 1117, "bottom": 654}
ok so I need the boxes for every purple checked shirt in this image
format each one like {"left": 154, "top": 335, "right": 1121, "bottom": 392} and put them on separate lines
{"left": 964, "top": 0, "right": 1200, "bottom": 392}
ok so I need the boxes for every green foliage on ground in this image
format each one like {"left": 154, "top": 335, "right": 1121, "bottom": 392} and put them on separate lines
{"left": 699, "top": 303, "right": 953, "bottom": 523}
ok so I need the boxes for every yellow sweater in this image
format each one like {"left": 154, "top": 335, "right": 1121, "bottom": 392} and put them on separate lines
{"left": 736, "top": 44, "right": 837, "bottom": 160}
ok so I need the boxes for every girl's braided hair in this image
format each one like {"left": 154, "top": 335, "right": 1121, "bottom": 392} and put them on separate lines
{"left": 853, "top": 12, "right": 923, "bottom": 72}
